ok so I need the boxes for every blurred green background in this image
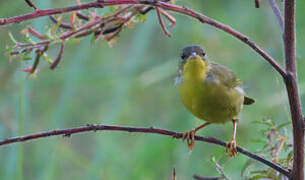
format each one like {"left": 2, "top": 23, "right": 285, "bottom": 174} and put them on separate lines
{"left": 0, "top": 0, "right": 304, "bottom": 179}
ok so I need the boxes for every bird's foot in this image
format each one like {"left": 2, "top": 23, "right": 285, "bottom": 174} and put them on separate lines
{"left": 226, "top": 139, "right": 237, "bottom": 157}
{"left": 182, "top": 129, "right": 196, "bottom": 152}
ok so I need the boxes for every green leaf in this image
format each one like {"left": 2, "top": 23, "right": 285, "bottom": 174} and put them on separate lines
{"left": 276, "top": 121, "right": 291, "bottom": 130}
{"left": 67, "top": 38, "right": 80, "bottom": 44}
{"left": 23, "top": 33, "right": 35, "bottom": 44}
{"left": 250, "top": 139, "right": 267, "bottom": 144}
{"left": 249, "top": 174, "right": 267, "bottom": 180}
{"left": 250, "top": 170, "right": 269, "bottom": 175}
{"left": 134, "top": 14, "right": 147, "bottom": 23}
{"left": 21, "top": 55, "right": 32, "bottom": 61}
{"left": 90, "top": 34, "right": 96, "bottom": 45}
{"left": 8, "top": 32, "right": 18, "bottom": 44}
{"left": 42, "top": 53, "right": 53, "bottom": 64}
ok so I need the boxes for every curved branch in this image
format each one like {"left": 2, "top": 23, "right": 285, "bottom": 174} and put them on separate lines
{"left": 155, "top": 1, "right": 286, "bottom": 77}
{"left": 1, "top": 0, "right": 286, "bottom": 77}
{"left": 268, "top": 0, "right": 284, "bottom": 32}
{"left": 0, "top": 124, "right": 290, "bottom": 177}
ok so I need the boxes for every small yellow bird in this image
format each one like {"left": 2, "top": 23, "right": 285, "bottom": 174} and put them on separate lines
{"left": 176, "top": 45, "right": 254, "bottom": 156}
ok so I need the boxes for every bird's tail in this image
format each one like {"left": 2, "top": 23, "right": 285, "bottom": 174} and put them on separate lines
{"left": 244, "top": 96, "right": 255, "bottom": 105}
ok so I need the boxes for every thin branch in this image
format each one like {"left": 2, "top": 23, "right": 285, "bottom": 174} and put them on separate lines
{"left": 267, "top": 0, "right": 284, "bottom": 32}
{"left": 0, "top": 124, "right": 290, "bottom": 177}
{"left": 172, "top": 168, "right": 176, "bottom": 180}
{"left": 50, "top": 41, "right": 65, "bottom": 70}
{"left": 49, "top": 15, "right": 73, "bottom": 29}
{"left": 0, "top": 0, "right": 286, "bottom": 77}
{"left": 76, "top": 12, "right": 89, "bottom": 21}
{"left": 25, "top": 0, "right": 38, "bottom": 10}
{"left": 255, "top": 0, "right": 260, "bottom": 8}
{"left": 155, "top": 1, "right": 287, "bottom": 77}
{"left": 0, "top": 2, "right": 102, "bottom": 25}
{"left": 156, "top": 7, "right": 171, "bottom": 37}
{"left": 158, "top": 8, "right": 176, "bottom": 28}
{"left": 28, "top": 27, "right": 47, "bottom": 40}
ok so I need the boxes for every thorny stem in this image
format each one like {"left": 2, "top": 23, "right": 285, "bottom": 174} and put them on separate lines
{"left": 0, "top": 124, "right": 290, "bottom": 177}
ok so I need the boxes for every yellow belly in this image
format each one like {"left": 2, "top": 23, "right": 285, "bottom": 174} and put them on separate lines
{"left": 179, "top": 75, "right": 244, "bottom": 124}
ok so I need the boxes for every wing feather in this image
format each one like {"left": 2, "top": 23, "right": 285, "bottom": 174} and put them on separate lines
{"left": 207, "top": 63, "right": 241, "bottom": 88}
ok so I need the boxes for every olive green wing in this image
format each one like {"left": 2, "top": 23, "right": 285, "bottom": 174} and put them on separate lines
{"left": 208, "top": 63, "right": 242, "bottom": 88}
{"left": 208, "top": 63, "right": 255, "bottom": 105}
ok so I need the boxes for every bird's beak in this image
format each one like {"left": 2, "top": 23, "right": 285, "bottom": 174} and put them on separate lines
{"left": 191, "top": 52, "right": 197, "bottom": 57}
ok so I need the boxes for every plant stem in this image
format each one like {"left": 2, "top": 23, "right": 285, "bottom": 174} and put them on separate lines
{"left": 283, "top": 0, "right": 304, "bottom": 179}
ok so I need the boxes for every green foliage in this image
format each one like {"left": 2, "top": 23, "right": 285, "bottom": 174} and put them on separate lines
{"left": 242, "top": 119, "right": 292, "bottom": 179}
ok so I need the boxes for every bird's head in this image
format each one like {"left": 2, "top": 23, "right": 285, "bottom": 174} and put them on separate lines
{"left": 179, "top": 45, "right": 208, "bottom": 76}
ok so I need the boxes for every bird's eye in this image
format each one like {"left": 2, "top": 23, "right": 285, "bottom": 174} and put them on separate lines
{"left": 202, "top": 52, "right": 206, "bottom": 57}
{"left": 181, "top": 54, "right": 186, "bottom": 59}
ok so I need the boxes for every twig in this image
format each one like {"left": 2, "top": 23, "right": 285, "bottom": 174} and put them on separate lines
{"left": 25, "top": 0, "right": 38, "bottom": 10}
{"left": 0, "top": 124, "right": 290, "bottom": 177}
{"left": 76, "top": 12, "right": 89, "bottom": 21}
{"left": 28, "top": 27, "right": 47, "bottom": 40}
{"left": 272, "top": 138, "right": 284, "bottom": 163}
{"left": 267, "top": 0, "right": 284, "bottom": 32}
{"left": 29, "top": 47, "right": 45, "bottom": 74}
{"left": 139, "top": 6, "right": 154, "bottom": 14}
{"left": 49, "top": 16, "right": 73, "bottom": 29}
{"left": 156, "top": 7, "right": 171, "bottom": 37}
{"left": 156, "top": 1, "right": 287, "bottom": 77}
{"left": 50, "top": 41, "right": 65, "bottom": 70}
{"left": 255, "top": 0, "right": 260, "bottom": 8}
{"left": 158, "top": 8, "right": 176, "bottom": 28}
{"left": 1, "top": 1, "right": 103, "bottom": 25}
{"left": 172, "top": 168, "right": 176, "bottom": 180}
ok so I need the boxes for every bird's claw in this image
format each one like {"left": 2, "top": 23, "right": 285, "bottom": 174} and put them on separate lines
{"left": 226, "top": 139, "right": 237, "bottom": 157}
{"left": 182, "top": 130, "right": 195, "bottom": 152}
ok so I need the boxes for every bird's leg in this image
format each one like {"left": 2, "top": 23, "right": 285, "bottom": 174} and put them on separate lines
{"left": 183, "top": 122, "right": 211, "bottom": 151}
{"left": 226, "top": 120, "right": 238, "bottom": 157}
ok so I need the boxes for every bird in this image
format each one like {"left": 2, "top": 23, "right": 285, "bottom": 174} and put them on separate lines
{"left": 175, "top": 45, "right": 255, "bottom": 156}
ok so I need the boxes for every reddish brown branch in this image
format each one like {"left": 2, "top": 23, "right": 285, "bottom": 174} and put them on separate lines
{"left": 156, "top": 1, "right": 287, "bottom": 77}
{"left": 49, "top": 16, "right": 73, "bottom": 29}
{"left": 158, "top": 8, "right": 176, "bottom": 28}
{"left": 283, "top": 0, "right": 304, "bottom": 179}
{"left": 255, "top": 0, "right": 260, "bottom": 8}
{"left": 156, "top": 7, "right": 171, "bottom": 37}
{"left": 25, "top": 0, "right": 38, "bottom": 10}
{"left": 1, "top": 2, "right": 102, "bottom": 25}
{"left": 0, "top": 124, "right": 290, "bottom": 177}
{"left": 28, "top": 27, "right": 47, "bottom": 40}
{"left": 172, "top": 168, "right": 176, "bottom": 180}
{"left": 1, "top": 0, "right": 286, "bottom": 77}
{"left": 50, "top": 41, "right": 65, "bottom": 70}
{"left": 76, "top": 12, "right": 89, "bottom": 21}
